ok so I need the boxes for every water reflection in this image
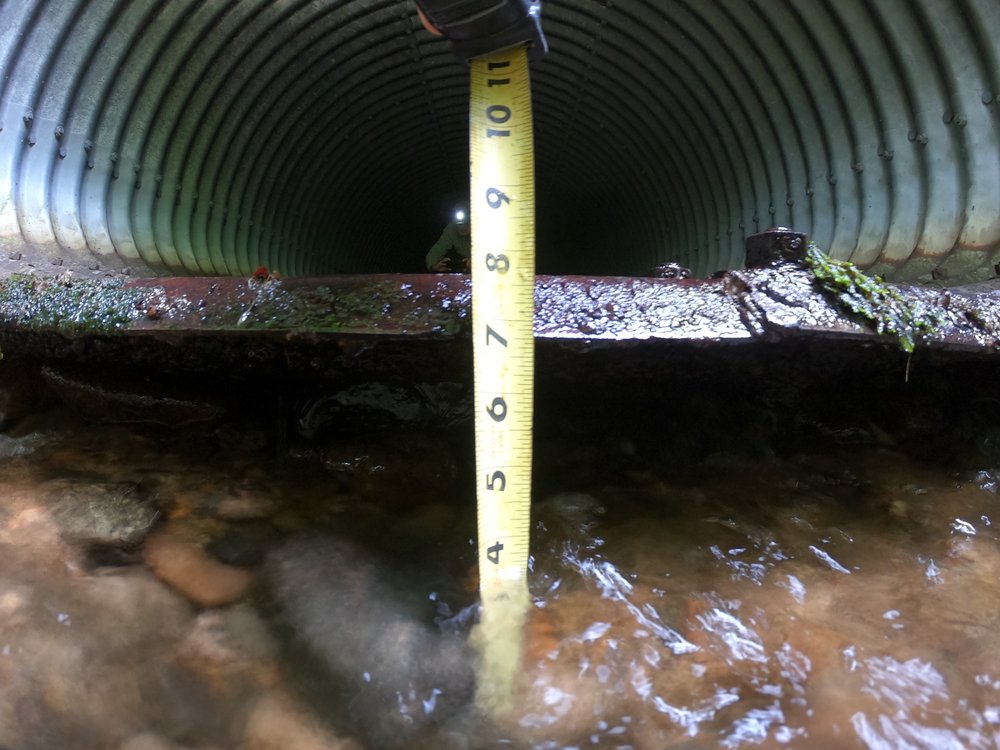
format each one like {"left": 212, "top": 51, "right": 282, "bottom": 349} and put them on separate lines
{"left": 0, "top": 402, "right": 998, "bottom": 749}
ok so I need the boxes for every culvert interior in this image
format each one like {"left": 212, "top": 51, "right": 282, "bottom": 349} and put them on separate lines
{"left": 1, "top": 0, "right": 998, "bottom": 282}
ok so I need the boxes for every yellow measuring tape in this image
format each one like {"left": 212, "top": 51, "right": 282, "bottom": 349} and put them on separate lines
{"left": 469, "top": 45, "right": 535, "bottom": 714}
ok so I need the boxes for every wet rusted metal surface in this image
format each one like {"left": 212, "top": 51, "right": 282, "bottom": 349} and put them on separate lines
{"left": 0, "top": 267, "right": 996, "bottom": 431}
{"left": 0, "top": 269, "right": 998, "bottom": 355}
{"left": 0, "top": 268, "right": 997, "bottom": 392}
{"left": 124, "top": 274, "right": 472, "bottom": 337}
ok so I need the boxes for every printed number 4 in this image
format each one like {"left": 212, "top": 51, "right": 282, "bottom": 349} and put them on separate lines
{"left": 487, "top": 541, "right": 504, "bottom": 564}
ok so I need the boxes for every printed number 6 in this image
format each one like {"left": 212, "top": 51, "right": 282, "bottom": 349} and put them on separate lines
{"left": 487, "top": 396, "right": 507, "bottom": 422}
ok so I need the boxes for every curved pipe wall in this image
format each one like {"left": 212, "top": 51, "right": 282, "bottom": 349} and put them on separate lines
{"left": 0, "top": 0, "right": 997, "bottom": 281}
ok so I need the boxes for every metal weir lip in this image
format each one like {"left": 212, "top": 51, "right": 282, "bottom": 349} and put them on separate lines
{"left": 0, "top": 270, "right": 995, "bottom": 354}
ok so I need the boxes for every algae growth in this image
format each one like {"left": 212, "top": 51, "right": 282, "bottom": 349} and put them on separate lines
{"left": 233, "top": 280, "right": 467, "bottom": 335}
{"left": 0, "top": 274, "right": 148, "bottom": 334}
{"left": 803, "top": 243, "right": 941, "bottom": 353}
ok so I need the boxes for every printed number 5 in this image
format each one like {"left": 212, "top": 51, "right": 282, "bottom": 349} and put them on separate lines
{"left": 486, "top": 470, "right": 506, "bottom": 491}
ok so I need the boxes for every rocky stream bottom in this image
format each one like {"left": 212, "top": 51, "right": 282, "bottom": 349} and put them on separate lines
{"left": 0, "top": 354, "right": 999, "bottom": 750}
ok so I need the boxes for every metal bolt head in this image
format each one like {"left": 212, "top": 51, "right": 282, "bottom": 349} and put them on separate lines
{"left": 647, "top": 262, "right": 691, "bottom": 279}
{"left": 744, "top": 227, "right": 809, "bottom": 268}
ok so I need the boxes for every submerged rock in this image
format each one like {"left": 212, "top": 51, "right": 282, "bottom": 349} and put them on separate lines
{"left": 0, "top": 359, "right": 46, "bottom": 431}
{"left": 118, "top": 731, "right": 189, "bottom": 750}
{"left": 144, "top": 527, "right": 256, "bottom": 608}
{"left": 205, "top": 522, "right": 281, "bottom": 567}
{"left": 0, "top": 431, "right": 48, "bottom": 458}
{"left": 209, "top": 489, "right": 278, "bottom": 522}
{"left": 242, "top": 689, "right": 361, "bottom": 750}
{"left": 174, "top": 605, "right": 282, "bottom": 702}
{"left": 48, "top": 480, "right": 159, "bottom": 548}
{"left": 264, "top": 536, "right": 475, "bottom": 748}
{"left": 41, "top": 364, "right": 224, "bottom": 427}
{"left": 296, "top": 382, "right": 471, "bottom": 439}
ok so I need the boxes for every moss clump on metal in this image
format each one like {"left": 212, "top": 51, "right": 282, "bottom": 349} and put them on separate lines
{"left": 803, "top": 243, "right": 940, "bottom": 353}
{"left": 233, "top": 280, "right": 466, "bottom": 335}
{"left": 0, "top": 274, "right": 147, "bottom": 334}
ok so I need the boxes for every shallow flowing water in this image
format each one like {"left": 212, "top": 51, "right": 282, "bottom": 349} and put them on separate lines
{"left": 0, "top": 370, "right": 999, "bottom": 750}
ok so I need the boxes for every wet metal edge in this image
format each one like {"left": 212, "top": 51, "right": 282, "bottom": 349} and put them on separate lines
{"left": 0, "top": 270, "right": 996, "bottom": 382}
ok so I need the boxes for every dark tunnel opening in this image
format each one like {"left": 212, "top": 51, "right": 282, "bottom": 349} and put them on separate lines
{"left": 0, "top": 0, "right": 998, "bottom": 282}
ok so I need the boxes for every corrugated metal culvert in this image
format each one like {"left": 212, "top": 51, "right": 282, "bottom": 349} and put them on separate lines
{"left": 0, "top": 0, "right": 997, "bottom": 282}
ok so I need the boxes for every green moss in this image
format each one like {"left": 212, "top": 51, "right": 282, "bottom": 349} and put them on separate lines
{"left": 233, "top": 281, "right": 465, "bottom": 334}
{"left": 0, "top": 274, "right": 147, "bottom": 334}
{"left": 802, "top": 244, "right": 940, "bottom": 353}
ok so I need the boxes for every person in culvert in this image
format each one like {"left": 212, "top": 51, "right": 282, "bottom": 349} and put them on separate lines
{"left": 425, "top": 206, "right": 471, "bottom": 273}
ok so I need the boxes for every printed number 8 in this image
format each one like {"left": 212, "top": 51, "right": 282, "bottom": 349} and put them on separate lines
{"left": 486, "top": 253, "right": 510, "bottom": 273}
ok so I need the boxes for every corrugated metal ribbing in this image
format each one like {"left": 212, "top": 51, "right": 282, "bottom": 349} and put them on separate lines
{"left": 0, "top": 0, "right": 997, "bottom": 281}
{"left": 534, "top": 0, "right": 1000, "bottom": 279}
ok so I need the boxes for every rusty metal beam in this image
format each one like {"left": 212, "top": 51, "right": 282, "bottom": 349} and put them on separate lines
{"left": 0, "top": 269, "right": 996, "bottom": 377}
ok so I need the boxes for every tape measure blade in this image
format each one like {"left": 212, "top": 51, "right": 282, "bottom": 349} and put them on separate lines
{"left": 470, "top": 45, "right": 535, "bottom": 607}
